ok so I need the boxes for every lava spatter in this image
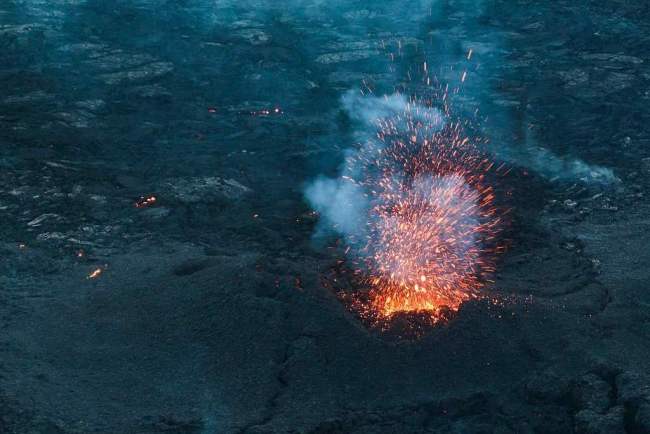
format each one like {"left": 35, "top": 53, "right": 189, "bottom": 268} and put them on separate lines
{"left": 341, "top": 95, "right": 505, "bottom": 325}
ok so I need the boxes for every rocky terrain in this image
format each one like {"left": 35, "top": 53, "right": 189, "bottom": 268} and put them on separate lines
{"left": 1, "top": 0, "right": 650, "bottom": 433}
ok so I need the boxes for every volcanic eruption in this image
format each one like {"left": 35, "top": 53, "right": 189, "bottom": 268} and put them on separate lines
{"left": 359, "top": 110, "right": 502, "bottom": 321}
{"left": 307, "top": 90, "right": 505, "bottom": 326}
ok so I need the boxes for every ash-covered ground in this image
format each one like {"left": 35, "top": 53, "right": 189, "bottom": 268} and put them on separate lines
{"left": 2, "top": 1, "right": 650, "bottom": 433}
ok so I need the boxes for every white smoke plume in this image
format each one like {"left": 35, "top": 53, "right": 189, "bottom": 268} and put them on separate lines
{"left": 304, "top": 175, "right": 367, "bottom": 239}
{"left": 305, "top": 91, "right": 447, "bottom": 241}
{"left": 525, "top": 146, "right": 619, "bottom": 184}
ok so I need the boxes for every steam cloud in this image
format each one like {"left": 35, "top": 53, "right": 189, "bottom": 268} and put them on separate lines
{"left": 304, "top": 175, "right": 366, "bottom": 239}
{"left": 517, "top": 133, "right": 619, "bottom": 184}
{"left": 305, "top": 91, "right": 447, "bottom": 243}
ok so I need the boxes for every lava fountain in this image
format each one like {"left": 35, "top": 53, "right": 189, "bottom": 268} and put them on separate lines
{"left": 338, "top": 94, "right": 505, "bottom": 324}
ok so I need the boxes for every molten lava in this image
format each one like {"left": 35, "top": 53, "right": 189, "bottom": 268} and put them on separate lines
{"left": 345, "top": 98, "right": 503, "bottom": 323}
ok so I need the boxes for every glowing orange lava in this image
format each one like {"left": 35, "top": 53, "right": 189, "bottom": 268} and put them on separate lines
{"left": 346, "top": 97, "right": 504, "bottom": 323}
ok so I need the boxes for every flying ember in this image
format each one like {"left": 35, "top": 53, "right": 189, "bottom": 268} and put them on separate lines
{"left": 345, "top": 95, "right": 504, "bottom": 323}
